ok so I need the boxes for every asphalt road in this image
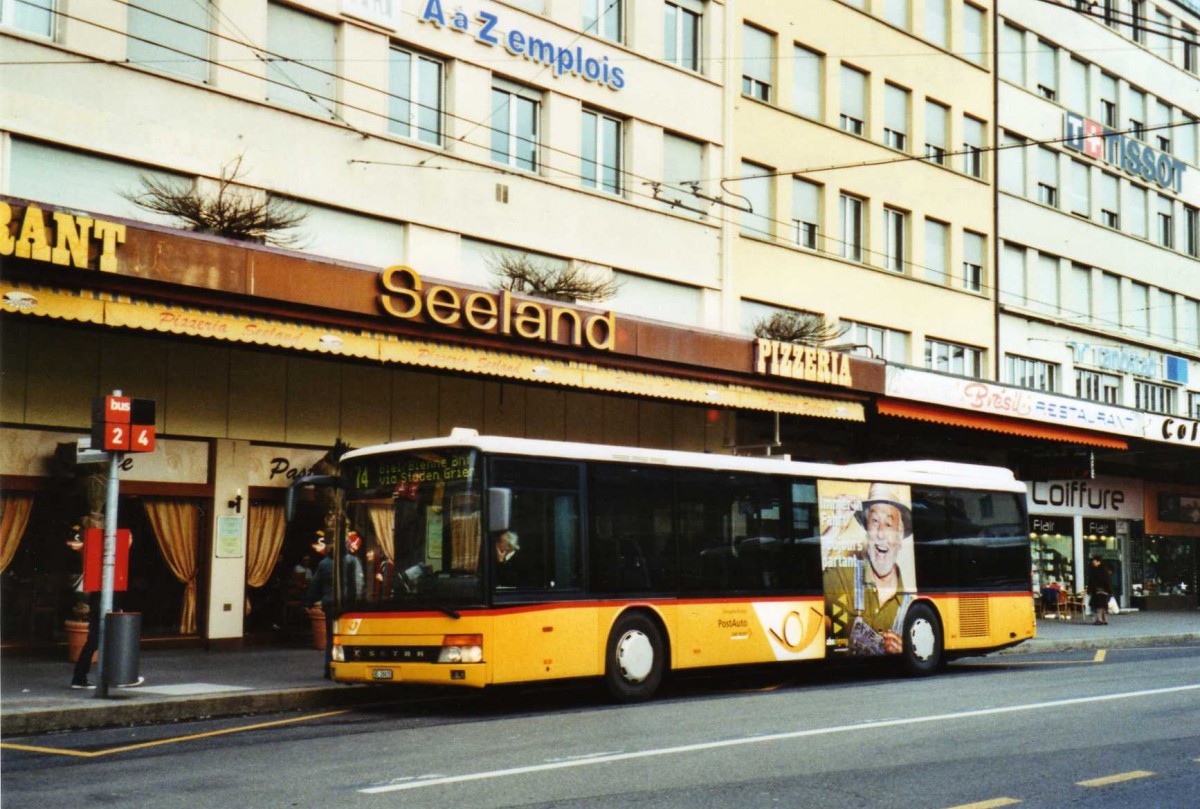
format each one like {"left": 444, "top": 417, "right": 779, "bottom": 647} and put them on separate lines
{"left": 3, "top": 645, "right": 1198, "bottom": 809}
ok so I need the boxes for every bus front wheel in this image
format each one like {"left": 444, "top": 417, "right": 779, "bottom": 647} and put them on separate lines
{"left": 604, "top": 613, "right": 665, "bottom": 702}
{"left": 902, "top": 603, "right": 943, "bottom": 676}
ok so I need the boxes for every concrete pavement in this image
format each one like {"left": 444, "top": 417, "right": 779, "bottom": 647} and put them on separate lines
{"left": 2, "top": 609, "right": 1197, "bottom": 738}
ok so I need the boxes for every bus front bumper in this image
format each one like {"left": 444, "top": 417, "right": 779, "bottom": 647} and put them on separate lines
{"left": 332, "top": 660, "right": 488, "bottom": 688}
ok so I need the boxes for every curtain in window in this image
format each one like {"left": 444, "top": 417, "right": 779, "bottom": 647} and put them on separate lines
{"left": 368, "top": 505, "right": 395, "bottom": 563}
{"left": 245, "top": 502, "right": 286, "bottom": 615}
{"left": 143, "top": 498, "right": 200, "bottom": 634}
{"left": 0, "top": 493, "right": 34, "bottom": 573}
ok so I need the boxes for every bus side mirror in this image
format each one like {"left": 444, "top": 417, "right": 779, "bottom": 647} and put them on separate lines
{"left": 488, "top": 487, "right": 512, "bottom": 533}
{"left": 285, "top": 474, "right": 342, "bottom": 521}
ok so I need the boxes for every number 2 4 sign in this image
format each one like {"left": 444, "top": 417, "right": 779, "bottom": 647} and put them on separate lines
{"left": 101, "top": 422, "right": 156, "bottom": 452}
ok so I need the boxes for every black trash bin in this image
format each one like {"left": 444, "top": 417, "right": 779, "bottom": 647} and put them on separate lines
{"left": 103, "top": 611, "right": 141, "bottom": 687}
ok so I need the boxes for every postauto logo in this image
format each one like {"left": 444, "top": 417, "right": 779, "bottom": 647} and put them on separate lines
{"left": 1063, "top": 112, "right": 1186, "bottom": 193}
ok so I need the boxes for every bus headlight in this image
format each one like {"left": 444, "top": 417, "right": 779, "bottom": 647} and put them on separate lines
{"left": 332, "top": 643, "right": 345, "bottom": 662}
{"left": 438, "top": 634, "right": 483, "bottom": 664}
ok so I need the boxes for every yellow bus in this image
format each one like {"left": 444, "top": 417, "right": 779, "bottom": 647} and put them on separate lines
{"left": 294, "top": 429, "right": 1034, "bottom": 701}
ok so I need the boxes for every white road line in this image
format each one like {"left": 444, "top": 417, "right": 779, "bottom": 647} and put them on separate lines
{"left": 359, "top": 683, "right": 1200, "bottom": 794}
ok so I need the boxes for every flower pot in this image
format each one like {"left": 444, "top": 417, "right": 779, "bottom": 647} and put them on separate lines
{"left": 306, "top": 607, "right": 326, "bottom": 650}
{"left": 65, "top": 619, "right": 97, "bottom": 663}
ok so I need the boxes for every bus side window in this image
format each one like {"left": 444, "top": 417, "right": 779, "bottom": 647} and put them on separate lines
{"left": 489, "top": 459, "right": 582, "bottom": 591}
{"left": 588, "top": 463, "right": 675, "bottom": 593}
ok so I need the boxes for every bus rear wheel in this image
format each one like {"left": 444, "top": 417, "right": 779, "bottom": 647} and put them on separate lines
{"left": 604, "top": 613, "right": 665, "bottom": 702}
{"left": 902, "top": 603, "right": 943, "bottom": 676}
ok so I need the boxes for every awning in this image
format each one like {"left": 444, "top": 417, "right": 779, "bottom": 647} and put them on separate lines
{"left": 1, "top": 281, "right": 864, "bottom": 421}
{"left": 878, "top": 400, "right": 1128, "bottom": 450}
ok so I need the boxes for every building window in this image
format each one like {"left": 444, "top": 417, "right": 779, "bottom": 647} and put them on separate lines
{"left": 1097, "top": 271, "right": 1120, "bottom": 328}
{"left": 661, "top": 132, "right": 704, "bottom": 211}
{"left": 1100, "top": 172, "right": 1120, "bottom": 228}
{"left": 1157, "top": 195, "right": 1174, "bottom": 248}
{"left": 1036, "top": 147, "right": 1059, "bottom": 207}
{"left": 1128, "top": 87, "right": 1147, "bottom": 140}
{"left": 491, "top": 81, "right": 540, "bottom": 171}
{"left": 926, "top": 338, "right": 984, "bottom": 377}
{"left": 1186, "top": 205, "right": 1200, "bottom": 258}
{"left": 1069, "top": 160, "right": 1090, "bottom": 217}
{"left": 1152, "top": 9, "right": 1172, "bottom": 60}
{"left": 1099, "top": 72, "right": 1119, "bottom": 127}
{"left": 963, "top": 3, "right": 986, "bottom": 66}
{"left": 793, "top": 45, "right": 822, "bottom": 118}
{"left": 1103, "top": 0, "right": 1118, "bottom": 28}
{"left": 127, "top": 0, "right": 209, "bottom": 82}
{"left": 740, "top": 160, "right": 773, "bottom": 237}
{"left": 583, "top": 0, "right": 622, "bottom": 42}
{"left": 963, "top": 115, "right": 985, "bottom": 178}
{"left": 1135, "top": 380, "right": 1175, "bottom": 414}
{"left": 999, "top": 243, "right": 1026, "bottom": 307}
{"left": 1184, "top": 26, "right": 1198, "bottom": 74}
{"left": 1189, "top": 392, "right": 1200, "bottom": 419}
{"left": 925, "top": 218, "right": 948, "bottom": 283}
{"left": 1129, "top": 280, "right": 1149, "bottom": 335}
{"left": 1036, "top": 39, "right": 1058, "bottom": 100}
{"left": 742, "top": 24, "right": 773, "bottom": 102}
{"left": 793, "top": 178, "right": 820, "bottom": 249}
{"left": 840, "top": 65, "right": 867, "bottom": 135}
{"left": 1000, "top": 23, "right": 1026, "bottom": 85}
{"left": 845, "top": 321, "right": 909, "bottom": 362}
{"left": 1179, "top": 114, "right": 1197, "bottom": 167}
{"left": 1127, "top": 184, "right": 1148, "bottom": 238}
{"left": 388, "top": 47, "right": 443, "bottom": 145}
{"left": 883, "top": 207, "right": 907, "bottom": 272}
{"left": 1007, "top": 355, "right": 1059, "bottom": 391}
{"left": 664, "top": 0, "right": 701, "bottom": 72}
{"left": 840, "top": 193, "right": 864, "bottom": 262}
{"left": 884, "top": 0, "right": 910, "bottom": 29}
{"left": 963, "top": 230, "right": 985, "bottom": 292}
{"left": 925, "top": 0, "right": 948, "bottom": 48}
{"left": 884, "top": 83, "right": 909, "bottom": 151}
{"left": 266, "top": 2, "right": 338, "bottom": 119}
{"left": 1131, "top": 0, "right": 1147, "bottom": 44}
{"left": 1000, "top": 132, "right": 1026, "bottom": 195}
{"left": 1065, "top": 56, "right": 1089, "bottom": 113}
{"left": 1070, "top": 263, "right": 1092, "bottom": 321}
{"left": 1035, "top": 252, "right": 1061, "bottom": 315}
{"left": 581, "top": 109, "right": 622, "bottom": 194}
{"left": 0, "top": 0, "right": 52, "bottom": 37}
{"left": 1077, "top": 369, "right": 1121, "bottom": 404}
{"left": 1156, "top": 289, "right": 1176, "bottom": 341}
{"left": 925, "top": 100, "right": 948, "bottom": 165}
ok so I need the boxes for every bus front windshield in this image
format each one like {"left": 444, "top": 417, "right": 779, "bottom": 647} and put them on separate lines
{"left": 341, "top": 448, "right": 483, "bottom": 610}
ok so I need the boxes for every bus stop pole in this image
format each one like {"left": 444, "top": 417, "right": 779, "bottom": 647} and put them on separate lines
{"left": 94, "top": 449, "right": 122, "bottom": 699}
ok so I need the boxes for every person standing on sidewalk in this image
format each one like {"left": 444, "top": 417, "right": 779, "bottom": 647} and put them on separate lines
{"left": 306, "top": 533, "right": 336, "bottom": 679}
{"left": 1086, "top": 555, "right": 1114, "bottom": 625}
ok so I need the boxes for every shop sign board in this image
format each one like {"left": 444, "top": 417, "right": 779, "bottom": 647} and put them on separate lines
{"left": 1024, "top": 476, "right": 1143, "bottom": 519}
{"left": 243, "top": 445, "right": 335, "bottom": 487}
{"left": 340, "top": 0, "right": 404, "bottom": 29}
{"left": 1144, "top": 414, "right": 1200, "bottom": 447}
{"left": 1030, "top": 514, "right": 1073, "bottom": 536}
{"left": 1063, "top": 112, "right": 1186, "bottom": 192}
{"left": 0, "top": 201, "right": 126, "bottom": 272}
{"left": 886, "top": 368, "right": 1144, "bottom": 438}
{"left": 752, "top": 338, "right": 855, "bottom": 388}
{"left": 0, "top": 428, "right": 207, "bottom": 482}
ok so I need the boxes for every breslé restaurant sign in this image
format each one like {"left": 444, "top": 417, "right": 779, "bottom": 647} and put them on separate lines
{"left": 379, "top": 265, "right": 617, "bottom": 351}
{"left": 0, "top": 201, "right": 126, "bottom": 272}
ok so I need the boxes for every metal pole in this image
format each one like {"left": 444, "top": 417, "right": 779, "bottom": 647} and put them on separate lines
{"left": 95, "top": 396, "right": 123, "bottom": 698}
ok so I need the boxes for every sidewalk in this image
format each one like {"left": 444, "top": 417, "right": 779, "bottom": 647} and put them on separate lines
{"left": 2, "top": 610, "right": 1198, "bottom": 738}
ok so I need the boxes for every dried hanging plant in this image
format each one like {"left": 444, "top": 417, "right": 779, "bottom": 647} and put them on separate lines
{"left": 488, "top": 252, "right": 620, "bottom": 303}
{"left": 753, "top": 310, "right": 848, "bottom": 346}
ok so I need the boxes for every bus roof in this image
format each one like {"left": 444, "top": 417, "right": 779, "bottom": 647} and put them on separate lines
{"left": 342, "top": 429, "right": 1026, "bottom": 493}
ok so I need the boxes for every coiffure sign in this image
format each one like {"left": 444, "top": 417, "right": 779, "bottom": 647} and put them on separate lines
{"left": 1025, "top": 477, "right": 1142, "bottom": 519}
{"left": 418, "top": 0, "right": 627, "bottom": 91}
{"left": 1064, "top": 112, "right": 1186, "bottom": 193}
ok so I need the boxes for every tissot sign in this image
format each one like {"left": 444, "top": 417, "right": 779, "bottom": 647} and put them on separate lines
{"left": 1064, "top": 112, "right": 1186, "bottom": 193}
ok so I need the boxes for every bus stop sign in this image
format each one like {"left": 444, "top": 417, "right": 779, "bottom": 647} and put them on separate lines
{"left": 92, "top": 396, "right": 156, "bottom": 453}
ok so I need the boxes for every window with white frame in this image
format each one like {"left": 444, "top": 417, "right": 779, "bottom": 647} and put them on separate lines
{"left": 664, "top": 0, "right": 702, "bottom": 72}
{"left": 1000, "top": 132, "right": 1026, "bottom": 195}
{"left": 1157, "top": 194, "right": 1175, "bottom": 248}
{"left": 1035, "top": 252, "right": 1060, "bottom": 314}
{"left": 963, "top": 3, "right": 986, "bottom": 66}
{"left": 1000, "top": 23, "right": 1026, "bottom": 85}
{"left": 491, "top": 80, "right": 540, "bottom": 171}
{"left": 1036, "top": 39, "right": 1058, "bottom": 100}
{"left": 999, "top": 243, "right": 1026, "bottom": 307}
{"left": 793, "top": 45, "right": 822, "bottom": 118}
{"left": 1069, "top": 263, "right": 1092, "bottom": 322}
{"left": 925, "top": 0, "right": 948, "bottom": 47}
{"left": 1184, "top": 25, "right": 1198, "bottom": 74}
{"left": 1065, "top": 56, "right": 1089, "bottom": 113}
{"left": 1131, "top": 0, "right": 1147, "bottom": 44}
{"left": 128, "top": 0, "right": 209, "bottom": 82}
{"left": 840, "top": 65, "right": 868, "bottom": 135}
{"left": 962, "top": 115, "right": 985, "bottom": 178}
{"left": 661, "top": 132, "right": 704, "bottom": 210}
{"left": 388, "top": 46, "right": 443, "bottom": 145}
{"left": 1077, "top": 369, "right": 1121, "bottom": 404}
{"left": 1187, "top": 205, "right": 1200, "bottom": 258}
{"left": 1036, "top": 147, "right": 1059, "bottom": 207}
{"left": 1153, "top": 100, "right": 1172, "bottom": 153}
{"left": 581, "top": 108, "right": 622, "bottom": 194}
{"left": 266, "top": 2, "right": 338, "bottom": 119}
{"left": 0, "top": 0, "right": 52, "bottom": 37}
{"left": 840, "top": 193, "right": 865, "bottom": 261}
{"left": 1097, "top": 271, "right": 1121, "bottom": 328}
{"left": 883, "top": 207, "right": 907, "bottom": 272}
{"left": 1189, "top": 391, "right": 1200, "bottom": 419}
{"left": 1100, "top": 172, "right": 1120, "bottom": 228}
{"left": 925, "top": 218, "right": 948, "bottom": 283}
{"left": 1155, "top": 288, "right": 1176, "bottom": 341}
{"left": 1152, "top": 8, "right": 1172, "bottom": 59}
{"left": 742, "top": 24, "right": 774, "bottom": 102}
{"left": 1128, "top": 87, "right": 1147, "bottom": 139}
{"left": 884, "top": 0, "right": 910, "bottom": 29}
{"left": 926, "top": 338, "right": 984, "bottom": 377}
{"left": 1069, "top": 160, "right": 1090, "bottom": 217}
{"left": 1129, "top": 280, "right": 1150, "bottom": 335}
{"left": 1135, "top": 380, "right": 1175, "bottom": 414}
{"left": 583, "top": 0, "right": 622, "bottom": 42}
{"left": 793, "top": 178, "right": 820, "bottom": 249}
{"left": 1007, "top": 355, "right": 1059, "bottom": 391}
{"left": 884, "top": 83, "right": 909, "bottom": 151}
{"left": 1127, "top": 183, "right": 1148, "bottom": 238}
{"left": 1179, "top": 114, "right": 1197, "bottom": 167}
{"left": 963, "top": 230, "right": 985, "bottom": 291}
{"left": 925, "top": 100, "right": 948, "bottom": 165}
{"left": 1184, "top": 299, "right": 1200, "bottom": 347}
{"left": 1099, "top": 72, "right": 1119, "bottom": 127}
{"left": 844, "top": 321, "right": 909, "bottom": 362}
{"left": 740, "top": 160, "right": 773, "bottom": 237}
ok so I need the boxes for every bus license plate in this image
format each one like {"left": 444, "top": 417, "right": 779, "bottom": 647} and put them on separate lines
{"left": 371, "top": 669, "right": 394, "bottom": 680}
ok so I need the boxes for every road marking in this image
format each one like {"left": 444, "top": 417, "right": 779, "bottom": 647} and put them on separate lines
{"left": 0, "top": 710, "right": 349, "bottom": 758}
{"left": 360, "top": 683, "right": 1200, "bottom": 794}
{"left": 942, "top": 799, "right": 1021, "bottom": 809}
{"left": 1077, "top": 770, "right": 1155, "bottom": 787}
{"left": 1093, "top": 650, "right": 1106, "bottom": 662}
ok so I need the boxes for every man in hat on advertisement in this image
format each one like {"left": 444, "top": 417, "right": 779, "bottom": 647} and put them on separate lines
{"left": 821, "top": 482, "right": 916, "bottom": 655}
